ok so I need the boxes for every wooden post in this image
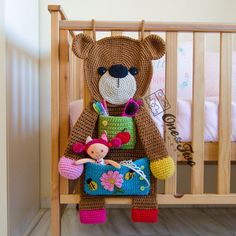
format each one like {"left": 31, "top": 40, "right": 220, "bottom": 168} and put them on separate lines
{"left": 59, "top": 29, "right": 70, "bottom": 194}
{"left": 191, "top": 33, "right": 205, "bottom": 194}
{"left": 165, "top": 32, "right": 178, "bottom": 194}
{"left": 49, "top": 8, "right": 61, "bottom": 236}
{"left": 218, "top": 33, "right": 232, "bottom": 194}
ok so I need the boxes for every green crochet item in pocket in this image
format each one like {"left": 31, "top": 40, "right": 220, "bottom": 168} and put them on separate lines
{"left": 98, "top": 115, "right": 136, "bottom": 149}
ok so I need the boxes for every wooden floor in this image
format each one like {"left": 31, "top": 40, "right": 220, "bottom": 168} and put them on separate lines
{"left": 29, "top": 208, "right": 236, "bottom": 236}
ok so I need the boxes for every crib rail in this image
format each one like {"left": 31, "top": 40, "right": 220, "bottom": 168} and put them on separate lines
{"left": 60, "top": 20, "right": 236, "bottom": 33}
{"left": 49, "top": 5, "right": 236, "bottom": 236}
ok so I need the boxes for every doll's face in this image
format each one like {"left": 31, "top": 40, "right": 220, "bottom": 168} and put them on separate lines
{"left": 87, "top": 143, "right": 109, "bottom": 160}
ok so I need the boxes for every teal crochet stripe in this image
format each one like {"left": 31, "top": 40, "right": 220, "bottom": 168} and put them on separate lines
{"left": 84, "top": 157, "right": 150, "bottom": 196}
{"left": 98, "top": 115, "right": 136, "bottom": 149}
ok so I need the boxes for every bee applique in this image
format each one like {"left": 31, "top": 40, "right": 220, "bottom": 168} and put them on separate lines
{"left": 86, "top": 178, "right": 98, "bottom": 191}
{"left": 125, "top": 169, "right": 135, "bottom": 180}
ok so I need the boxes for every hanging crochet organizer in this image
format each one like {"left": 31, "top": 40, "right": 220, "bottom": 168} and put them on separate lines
{"left": 58, "top": 22, "right": 175, "bottom": 224}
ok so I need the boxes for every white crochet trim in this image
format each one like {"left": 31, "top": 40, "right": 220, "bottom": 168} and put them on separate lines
{"left": 120, "top": 160, "right": 150, "bottom": 188}
{"left": 99, "top": 71, "right": 136, "bottom": 105}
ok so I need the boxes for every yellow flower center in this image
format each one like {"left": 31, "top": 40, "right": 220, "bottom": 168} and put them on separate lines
{"left": 109, "top": 178, "right": 115, "bottom": 184}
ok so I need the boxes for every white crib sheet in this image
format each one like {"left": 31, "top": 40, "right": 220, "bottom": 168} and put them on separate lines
{"left": 69, "top": 98, "right": 236, "bottom": 142}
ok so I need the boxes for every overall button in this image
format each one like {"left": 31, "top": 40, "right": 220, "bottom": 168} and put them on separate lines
{"left": 102, "top": 120, "right": 108, "bottom": 126}
{"left": 140, "top": 186, "right": 145, "bottom": 191}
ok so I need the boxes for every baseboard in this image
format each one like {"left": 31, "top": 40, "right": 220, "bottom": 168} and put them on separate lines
{"left": 41, "top": 196, "right": 76, "bottom": 208}
{"left": 22, "top": 209, "right": 48, "bottom": 236}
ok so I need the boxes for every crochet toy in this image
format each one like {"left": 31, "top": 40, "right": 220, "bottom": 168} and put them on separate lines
{"left": 58, "top": 33, "right": 175, "bottom": 224}
{"left": 59, "top": 130, "right": 130, "bottom": 178}
{"left": 72, "top": 131, "right": 130, "bottom": 168}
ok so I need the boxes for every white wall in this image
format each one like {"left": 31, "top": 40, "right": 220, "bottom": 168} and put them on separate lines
{"left": 5, "top": 0, "right": 40, "bottom": 235}
{"left": 40, "top": 0, "right": 236, "bottom": 206}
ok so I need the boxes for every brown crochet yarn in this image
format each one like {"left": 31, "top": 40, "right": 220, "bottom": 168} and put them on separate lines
{"left": 72, "top": 34, "right": 166, "bottom": 103}
{"left": 64, "top": 33, "right": 173, "bottom": 222}
{"left": 64, "top": 103, "right": 168, "bottom": 211}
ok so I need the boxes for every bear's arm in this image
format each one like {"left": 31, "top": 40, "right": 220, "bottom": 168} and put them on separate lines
{"left": 135, "top": 105, "right": 168, "bottom": 161}
{"left": 64, "top": 102, "right": 98, "bottom": 159}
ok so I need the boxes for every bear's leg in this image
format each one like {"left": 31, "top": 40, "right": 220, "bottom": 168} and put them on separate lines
{"left": 79, "top": 196, "right": 106, "bottom": 224}
{"left": 131, "top": 176, "right": 158, "bottom": 223}
{"left": 131, "top": 195, "right": 158, "bottom": 223}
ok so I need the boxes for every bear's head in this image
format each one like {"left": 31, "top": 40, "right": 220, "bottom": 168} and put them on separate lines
{"left": 72, "top": 34, "right": 165, "bottom": 105}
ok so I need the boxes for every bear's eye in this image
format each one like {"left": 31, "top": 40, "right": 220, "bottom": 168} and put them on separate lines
{"left": 101, "top": 150, "right": 103, "bottom": 153}
{"left": 91, "top": 151, "right": 94, "bottom": 154}
{"left": 98, "top": 67, "right": 107, "bottom": 76}
{"left": 129, "top": 67, "right": 138, "bottom": 76}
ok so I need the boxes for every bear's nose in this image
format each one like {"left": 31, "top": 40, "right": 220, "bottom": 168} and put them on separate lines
{"left": 109, "top": 64, "right": 128, "bottom": 78}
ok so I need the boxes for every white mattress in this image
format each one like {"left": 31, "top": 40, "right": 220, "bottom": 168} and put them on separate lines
{"left": 70, "top": 98, "right": 236, "bottom": 142}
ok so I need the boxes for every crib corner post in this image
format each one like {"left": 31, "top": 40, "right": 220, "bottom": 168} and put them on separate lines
{"left": 49, "top": 5, "right": 61, "bottom": 236}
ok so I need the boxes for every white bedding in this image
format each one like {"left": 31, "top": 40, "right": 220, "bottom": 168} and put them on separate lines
{"left": 70, "top": 98, "right": 236, "bottom": 142}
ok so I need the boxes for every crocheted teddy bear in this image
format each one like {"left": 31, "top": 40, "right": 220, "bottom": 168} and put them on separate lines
{"left": 59, "top": 33, "right": 175, "bottom": 224}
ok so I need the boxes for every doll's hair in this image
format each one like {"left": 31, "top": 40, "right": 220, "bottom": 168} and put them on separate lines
{"left": 72, "top": 130, "right": 130, "bottom": 154}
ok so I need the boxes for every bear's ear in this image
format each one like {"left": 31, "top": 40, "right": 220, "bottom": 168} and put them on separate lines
{"left": 142, "top": 34, "right": 166, "bottom": 60}
{"left": 72, "top": 33, "right": 94, "bottom": 59}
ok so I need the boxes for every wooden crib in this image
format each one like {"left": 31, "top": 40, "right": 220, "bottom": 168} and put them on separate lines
{"left": 48, "top": 5, "right": 236, "bottom": 236}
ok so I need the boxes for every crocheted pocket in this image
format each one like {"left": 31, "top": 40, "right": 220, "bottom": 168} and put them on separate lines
{"left": 84, "top": 157, "right": 150, "bottom": 196}
{"left": 98, "top": 115, "right": 136, "bottom": 149}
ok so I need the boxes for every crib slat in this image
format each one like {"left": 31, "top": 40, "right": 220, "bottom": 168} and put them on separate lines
{"left": 59, "top": 30, "right": 70, "bottom": 194}
{"left": 111, "top": 31, "right": 122, "bottom": 36}
{"left": 165, "top": 32, "right": 178, "bottom": 194}
{"left": 191, "top": 33, "right": 205, "bottom": 194}
{"left": 218, "top": 33, "right": 232, "bottom": 194}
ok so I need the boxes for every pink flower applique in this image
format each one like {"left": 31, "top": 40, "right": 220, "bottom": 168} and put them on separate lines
{"left": 100, "top": 170, "right": 124, "bottom": 193}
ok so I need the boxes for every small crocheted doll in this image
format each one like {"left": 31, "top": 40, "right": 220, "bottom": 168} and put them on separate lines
{"left": 59, "top": 130, "right": 130, "bottom": 179}
{"left": 72, "top": 131, "right": 130, "bottom": 168}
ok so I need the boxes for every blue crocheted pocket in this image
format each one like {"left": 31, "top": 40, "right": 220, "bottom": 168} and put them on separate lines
{"left": 84, "top": 157, "right": 150, "bottom": 196}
